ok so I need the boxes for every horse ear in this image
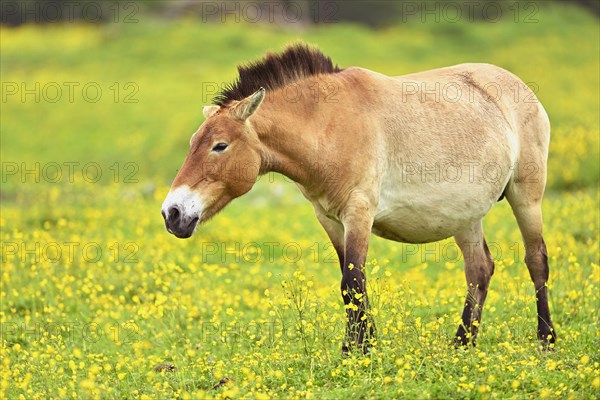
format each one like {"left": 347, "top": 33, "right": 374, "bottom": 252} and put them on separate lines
{"left": 231, "top": 87, "right": 265, "bottom": 121}
{"left": 203, "top": 106, "right": 220, "bottom": 119}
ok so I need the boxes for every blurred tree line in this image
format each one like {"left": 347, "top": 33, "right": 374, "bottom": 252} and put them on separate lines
{"left": 1, "top": 0, "right": 598, "bottom": 27}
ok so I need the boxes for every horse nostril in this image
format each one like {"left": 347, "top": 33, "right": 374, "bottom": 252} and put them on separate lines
{"left": 169, "top": 205, "right": 181, "bottom": 222}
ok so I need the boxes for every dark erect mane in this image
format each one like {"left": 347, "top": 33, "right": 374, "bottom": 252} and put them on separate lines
{"left": 213, "top": 44, "right": 342, "bottom": 106}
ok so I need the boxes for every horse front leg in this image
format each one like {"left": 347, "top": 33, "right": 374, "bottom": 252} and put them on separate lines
{"left": 340, "top": 203, "right": 376, "bottom": 355}
{"left": 315, "top": 212, "right": 345, "bottom": 272}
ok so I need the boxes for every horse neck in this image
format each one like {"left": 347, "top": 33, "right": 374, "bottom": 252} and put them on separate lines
{"left": 250, "top": 92, "right": 322, "bottom": 187}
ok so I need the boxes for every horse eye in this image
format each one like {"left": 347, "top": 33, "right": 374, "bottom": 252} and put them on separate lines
{"left": 212, "top": 143, "right": 228, "bottom": 152}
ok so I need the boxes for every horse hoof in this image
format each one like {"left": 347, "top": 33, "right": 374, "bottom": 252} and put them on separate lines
{"left": 341, "top": 345, "right": 350, "bottom": 357}
{"left": 538, "top": 329, "right": 556, "bottom": 352}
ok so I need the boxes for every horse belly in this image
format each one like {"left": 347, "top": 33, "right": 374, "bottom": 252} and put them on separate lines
{"left": 372, "top": 179, "right": 501, "bottom": 244}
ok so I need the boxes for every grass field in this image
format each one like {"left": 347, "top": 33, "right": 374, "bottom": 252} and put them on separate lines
{"left": 1, "top": 3, "right": 599, "bottom": 399}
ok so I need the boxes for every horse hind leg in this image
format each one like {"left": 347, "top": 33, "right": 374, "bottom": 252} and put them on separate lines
{"left": 454, "top": 220, "right": 495, "bottom": 346}
{"left": 505, "top": 184, "right": 556, "bottom": 347}
{"left": 502, "top": 94, "right": 555, "bottom": 346}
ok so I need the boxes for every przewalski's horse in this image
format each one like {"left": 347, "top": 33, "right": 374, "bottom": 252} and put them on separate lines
{"left": 162, "top": 44, "right": 556, "bottom": 353}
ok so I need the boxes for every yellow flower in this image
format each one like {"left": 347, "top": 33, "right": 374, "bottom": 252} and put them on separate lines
{"left": 478, "top": 385, "right": 491, "bottom": 393}
{"left": 580, "top": 355, "right": 590, "bottom": 365}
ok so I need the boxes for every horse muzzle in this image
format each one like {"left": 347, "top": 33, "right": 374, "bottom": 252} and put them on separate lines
{"left": 161, "top": 186, "right": 204, "bottom": 239}
{"left": 162, "top": 205, "right": 199, "bottom": 238}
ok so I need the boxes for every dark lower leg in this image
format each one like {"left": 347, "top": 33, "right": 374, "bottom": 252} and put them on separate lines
{"left": 454, "top": 237, "right": 493, "bottom": 347}
{"left": 341, "top": 267, "right": 375, "bottom": 354}
{"left": 455, "top": 287, "right": 488, "bottom": 346}
{"left": 526, "top": 239, "right": 556, "bottom": 346}
{"left": 535, "top": 285, "right": 555, "bottom": 344}
{"left": 339, "top": 207, "right": 378, "bottom": 354}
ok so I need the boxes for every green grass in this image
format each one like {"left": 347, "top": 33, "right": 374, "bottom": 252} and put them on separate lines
{"left": 1, "top": 3, "right": 599, "bottom": 399}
